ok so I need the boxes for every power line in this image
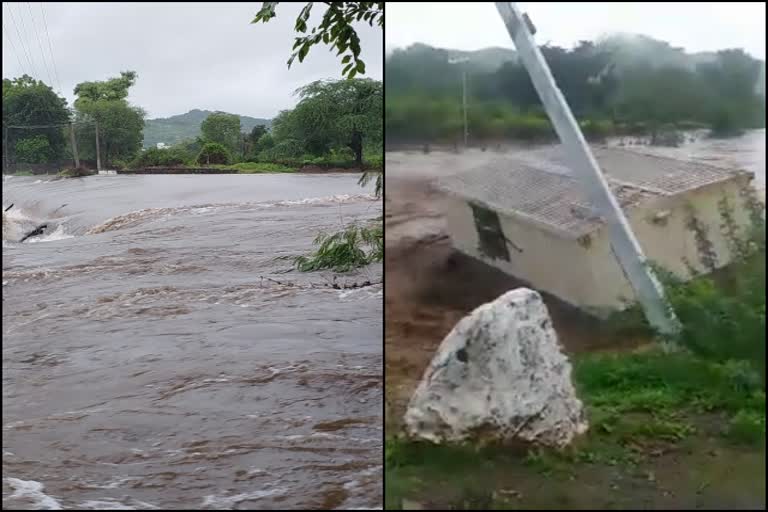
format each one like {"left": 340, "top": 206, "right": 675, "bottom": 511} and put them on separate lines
{"left": 39, "top": 2, "right": 63, "bottom": 94}
{"left": 27, "top": 2, "right": 54, "bottom": 88}
{"left": 6, "top": 4, "right": 37, "bottom": 77}
{"left": 7, "top": 122, "right": 93, "bottom": 129}
{"left": 2, "top": 21, "right": 27, "bottom": 73}
{"left": 10, "top": 2, "right": 39, "bottom": 78}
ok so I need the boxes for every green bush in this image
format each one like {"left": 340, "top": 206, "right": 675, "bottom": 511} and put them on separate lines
{"left": 227, "top": 162, "right": 295, "bottom": 173}
{"left": 58, "top": 167, "right": 95, "bottom": 178}
{"left": 659, "top": 200, "right": 766, "bottom": 386}
{"left": 109, "top": 159, "right": 128, "bottom": 170}
{"left": 295, "top": 223, "right": 382, "bottom": 272}
{"left": 196, "top": 142, "right": 231, "bottom": 165}
{"left": 15, "top": 135, "right": 53, "bottom": 163}
{"left": 257, "top": 139, "right": 305, "bottom": 162}
{"left": 130, "top": 147, "right": 191, "bottom": 168}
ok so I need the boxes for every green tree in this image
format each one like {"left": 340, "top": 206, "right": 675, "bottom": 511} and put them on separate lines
{"left": 2, "top": 75, "right": 70, "bottom": 165}
{"left": 249, "top": 124, "right": 268, "bottom": 144}
{"left": 200, "top": 112, "right": 241, "bottom": 155}
{"left": 15, "top": 135, "right": 53, "bottom": 163}
{"left": 73, "top": 71, "right": 145, "bottom": 165}
{"left": 274, "top": 79, "right": 382, "bottom": 165}
{"left": 258, "top": 2, "right": 383, "bottom": 273}
{"left": 244, "top": 124, "right": 269, "bottom": 158}
{"left": 252, "top": 2, "right": 383, "bottom": 79}
{"left": 197, "top": 142, "right": 231, "bottom": 165}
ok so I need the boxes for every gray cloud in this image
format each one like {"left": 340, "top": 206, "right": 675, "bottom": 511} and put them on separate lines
{"left": 2, "top": 2, "right": 383, "bottom": 119}
{"left": 386, "top": 2, "right": 765, "bottom": 60}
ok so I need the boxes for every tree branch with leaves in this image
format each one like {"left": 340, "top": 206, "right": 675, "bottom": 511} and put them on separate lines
{"left": 252, "top": 2, "right": 383, "bottom": 79}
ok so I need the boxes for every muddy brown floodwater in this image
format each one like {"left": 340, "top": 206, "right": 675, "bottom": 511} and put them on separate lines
{"left": 385, "top": 130, "right": 765, "bottom": 421}
{"left": 3, "top": 174, "right": 382, "bottom": 510}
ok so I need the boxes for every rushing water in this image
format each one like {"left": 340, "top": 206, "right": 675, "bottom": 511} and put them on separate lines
{"left": 606, "top": 128, "right": 766, "bottom": 190}
{"left": 2, "top": 174, "right": 382, "bottom": 510}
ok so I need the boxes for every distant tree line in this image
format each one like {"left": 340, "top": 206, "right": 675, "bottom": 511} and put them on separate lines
{"left": 386, "top": 39, "right": 766, "bottom": 143}
{"left": 3, "top": 72, "right": 382, "bottom": 171}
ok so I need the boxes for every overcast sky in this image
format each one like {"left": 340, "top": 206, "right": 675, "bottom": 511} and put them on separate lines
{"left": 2, "top": 2, "right": 383, "bottom": 119}
{"left": 387, "top": 2, "right": 765, "bottom": 60}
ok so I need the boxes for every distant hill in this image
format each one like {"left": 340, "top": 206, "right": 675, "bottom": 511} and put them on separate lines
{"left": 391, "top": 43, "right": 517, "bottom": 74}
{"left": 143, "top": 109, "right": 271, "bottom": 148}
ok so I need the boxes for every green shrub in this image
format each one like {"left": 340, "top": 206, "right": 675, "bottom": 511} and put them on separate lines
{"left": 196, "top": 142, "right": 231, "bottom": 165}
{"left": 658, "top": 200, "right": 766, "bottom": 386}
{"left": 15, "top": 135, "right": 53, "bottom": 163}
{"left": 109, "top": 159, "right": 128, "bottom": 170}
{"left": 364, "top": 153, "right": 383, "bottom": 170}
{"left": 724, "top": 410, "right": 766, "bottom": 445}
{"left": 130, "top": 147, "right": 191, "bottom": 168}
{"left": 58, "top": 167, "right": 94, "bottom": 178}
{"left": 295, "top": 223, "right": 382, "bottom": 272}
{"left": 228, "top": 162, "right": 295, "bottom": 173}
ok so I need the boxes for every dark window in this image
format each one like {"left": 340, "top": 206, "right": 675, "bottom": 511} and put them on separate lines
{"left": 470, "top": 202, "right": 510, "bottom": 261}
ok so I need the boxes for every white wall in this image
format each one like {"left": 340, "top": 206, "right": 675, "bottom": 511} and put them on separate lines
{"left": 443, "top": 176, "right": 757, "bottom": 314}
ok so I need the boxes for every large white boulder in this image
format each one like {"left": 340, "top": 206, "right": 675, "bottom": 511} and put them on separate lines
{"left": 404, "top": 288, "right": 588, "bottom": 448}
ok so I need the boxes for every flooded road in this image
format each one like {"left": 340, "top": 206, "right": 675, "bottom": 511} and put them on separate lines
{"left": 3, "top": 174, "right": 382, "bottom": 510}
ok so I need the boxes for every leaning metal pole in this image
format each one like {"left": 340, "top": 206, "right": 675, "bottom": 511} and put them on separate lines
{"left": 495, "top": 2, "right": 680, "bottom": 336}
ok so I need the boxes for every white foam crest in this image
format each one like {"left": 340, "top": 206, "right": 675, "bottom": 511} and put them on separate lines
{"left": 274, "top": 193, "right": 377, "bottom": 206}
{"left": 201, "top": 488, "right": 288, "bottom": 508}
{"left": 25, "top": 224, "right": 74, "bottom": 243}
{"left": 85, "top": 194, "right": 377, "bottom": 234}
{"left": 78, "top": 500, "right": 135, "bottom": 510}
{"left": 338, "top": 285, "right": 383, "bottom": 300}
{"left": 4, "top": 477, "right": 64, "bottom": 510}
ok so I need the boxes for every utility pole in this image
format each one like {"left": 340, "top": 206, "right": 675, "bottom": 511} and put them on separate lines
{"left": 462, "top": 69, "right": 468, "bottom": 147}
{"left": 95, "top": 119, "right": 102, "bottom": 172}
{"left": 69, "top": 123, "right": 80, "bottom": 168}
{"left": 3, "top": 127, "right": 8, "bottom": 173}
{"left": 495, "top": 2, "right": 680, "bottom": 336}
{"left": 448, "top": 57, "right": 470, "bottom": 148}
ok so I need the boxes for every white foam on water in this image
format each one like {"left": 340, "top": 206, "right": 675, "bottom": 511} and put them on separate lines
{"left": 78, "top": 500, "right": 135, "bottom": 510}
{"left": 338, "top": 286, "right": 383, "bottom": 300}
{"left": 201, "top": 488, "right": 288, "bottom": 508}
{"left": 25, "top": 224, "right": 75, "bottom": 243}
{"left": 275, "top": 193, "right": 376, "bottom": 207}
{"left": 77, "top": 498, "right": 160, "bottom": 510}
{"left": 4, "top": 477, "right": 64, "bottom": 510}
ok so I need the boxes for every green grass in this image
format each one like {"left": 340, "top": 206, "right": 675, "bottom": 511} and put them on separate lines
{"left": 386, "top": 348, "right": 766, "bottom": 509}
{"left": 58, "top": 167, "right": 95, "bottom": 178}
{"left": 226, "top": 162, "right": 296, "bottom": 173}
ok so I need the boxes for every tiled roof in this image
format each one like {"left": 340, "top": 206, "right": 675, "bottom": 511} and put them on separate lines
{"left": 436, "top": 146, "right": 746, "bottom": 238}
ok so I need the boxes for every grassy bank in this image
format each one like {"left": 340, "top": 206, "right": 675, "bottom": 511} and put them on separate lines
{"left": 386, "top": 348, "right": 766, "bottom": 510}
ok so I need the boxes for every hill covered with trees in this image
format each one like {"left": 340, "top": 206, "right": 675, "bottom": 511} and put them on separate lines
{"left": 143, "top": 109, "right": 271, "bottom": 148}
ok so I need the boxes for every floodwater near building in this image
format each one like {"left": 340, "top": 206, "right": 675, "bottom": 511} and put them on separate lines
{"left": 2, "top": 173, "right": 382, "bottom": 510}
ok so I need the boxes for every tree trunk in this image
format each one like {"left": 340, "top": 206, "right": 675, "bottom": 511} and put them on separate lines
{"left": 350, "top": 130, "right": 363, "bottom": 166}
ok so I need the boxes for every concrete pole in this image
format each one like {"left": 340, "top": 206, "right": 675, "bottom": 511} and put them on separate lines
{"left": 95, "top": 119, "right": 102, "bottom": 172}
{"left": 69, "top": 123, "right": 80, "bottom": 168}
{"left": 495, "top": 2, "right": 680, "bottom": 336}
{"left": 3, "top": 127, "right": 8, "bottom": 173}
{"left": 462, "top": 69, "right": 468, "bottom": 147}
